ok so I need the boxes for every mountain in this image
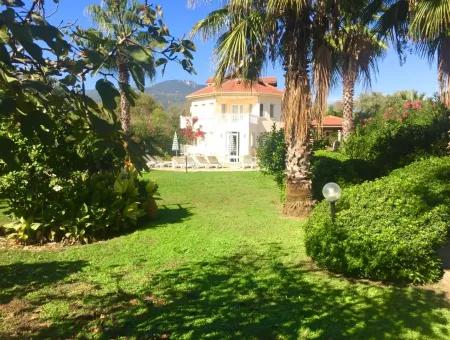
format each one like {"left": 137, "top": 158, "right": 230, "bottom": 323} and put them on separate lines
{"left": 145, "top": 80, "right": 203, "bottom": 108}
{"left": 86, "top": 80, "right": 204, "bottom": 109}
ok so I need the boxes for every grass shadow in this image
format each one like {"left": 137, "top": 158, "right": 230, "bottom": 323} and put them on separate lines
{"left": 0, "top": 260, "right": 87, "bottom": 304}
{"left": 23, "top": 243, "right": 450, "bottom": 339}
{"left": 153, "top": 203, "right": 193, "bottom": 225}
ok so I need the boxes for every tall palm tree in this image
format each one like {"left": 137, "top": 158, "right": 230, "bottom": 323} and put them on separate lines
{"left": 410, "top": 0, "right": 450, "bottom": 109}
{"left": 191, "top": 0, "right": 335, "bottom": 216}
{"left": 86, "top": 0, "right": 158, "bottom": 132}
{"left": 332, "top": 24, "right": 386, "bottom": 140}
{"left": 85, "top": 1, "right": 195, "bottom": 133}
{"left": 395, "top": 0, "right": 450, "bottom": 152}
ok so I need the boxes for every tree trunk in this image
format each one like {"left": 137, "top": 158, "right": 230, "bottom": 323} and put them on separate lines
{"left": 281, "top": 11, "right": 314, "bottom": 218}
{"left": 284, "top": 137, "right": 314, "bottom": 217}
{"left": 282, "top": 64, "right": 314, "bottom": 218}
{"left": 342, "top": 67, "right": 356, "bottom": 141}
{"left": 438, "top": 37, "right": 450, "bottom": 153}
{"left": 118, "top": 59, "right": 130, "bottom": 133}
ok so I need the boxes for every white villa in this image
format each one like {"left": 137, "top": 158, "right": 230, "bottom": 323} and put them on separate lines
{"left": 181, "top": 77, "right": 283, "bottom": 164}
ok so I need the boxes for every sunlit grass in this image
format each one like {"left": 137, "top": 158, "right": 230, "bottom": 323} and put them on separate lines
{"left": 0, "top": 171, "right": 449, "bottom": 338}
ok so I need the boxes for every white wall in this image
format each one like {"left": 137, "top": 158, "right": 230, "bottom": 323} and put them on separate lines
{"left": 184, "top": 94, "right": 282, "bottom": 163}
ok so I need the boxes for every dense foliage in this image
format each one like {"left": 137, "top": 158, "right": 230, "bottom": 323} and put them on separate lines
{"left": 311, "top": 150, "right": 377, "bottom": 200}
{"left": 0, "top": 1, "right": 189, "bottom": 243}
{"left": 305, "top": 157, "right": 450, "bottom": 284}
{"left": 256, "top": 126, "right": 286, "bottom": 188}
{"left": 130, "top": 93, "right": 186, "bottom": 156}
{"left": 344, "top": 98, "right": 449, "bottom": 173}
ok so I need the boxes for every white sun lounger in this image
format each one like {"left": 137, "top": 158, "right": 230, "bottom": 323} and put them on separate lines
{"left": 206, "top": 156, "right": 223, "bottom": 168}
{"left": 172, "top": 156, "right": 196, "bottom": 168}
{"left": 194, "top": 155, "right": 214, "bottom": 168}
{"left": 241, "top": 155, "right": 257, "bottom": 169}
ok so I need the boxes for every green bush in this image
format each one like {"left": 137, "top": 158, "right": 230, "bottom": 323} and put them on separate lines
{"left": 344, "top": 100, "right": 449, "bottom": 173}
{"left": 0, "top": 165, "right": 159, "bottom": 243}
{"left": 311, "top": 150, "right": 379, "bottom": 200}
{"left": 305, "top": 157, "right": 450, "bottom": 284}
{"left": 256, "top": 126, "right": 286, "bottom": 188}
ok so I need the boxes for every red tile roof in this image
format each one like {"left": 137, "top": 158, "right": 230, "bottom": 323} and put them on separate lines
{"left": 187, "top": 77, "right": 284, "bottom": 98}
{"left": 314, "top": 115, "right": 343, "bottom": 128}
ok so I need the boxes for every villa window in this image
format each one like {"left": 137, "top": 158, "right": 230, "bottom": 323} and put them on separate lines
{"left": 248, "top": 104, "right": 253, "bottom": 114}
{"left": 221, "top": 104, "right": 227, "bottom": 114}
{"left": 232, "top": 105, "right": 244, "bottom": 120}
{"left": 270, "top": 104, "right": 275, "bottom": 118}
{"left": 232, "top": 105, "right": 239, "bottom": 120}
{"left": 259, "top": 104, "right": 264, "bottom": 117}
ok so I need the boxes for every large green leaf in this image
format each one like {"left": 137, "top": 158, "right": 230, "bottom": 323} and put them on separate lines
{"left": 130, "top": 64, "right": 145, "bottom": 91}
{"left": 95, "top": 79, "right": 119, "bottom": 111}
{"left": 31, "top": 24, "right": 69, "bottom": 55}
{"left": 0, "top": 43, "right": 10, "bottom": 64}
{"left": 0, "top": 136, "right": 19, "bottom": 167}
{"left": 0, "top": 0, "right": 24, "bottom": 7}
{"left": 10, "top": 24, "right": 43, "bottom": 62}
{"left": 127, "top": 45, "right": 152, "bottom": 63}
{"left": 89, "top": 113, "right": 118, "bottom": 136}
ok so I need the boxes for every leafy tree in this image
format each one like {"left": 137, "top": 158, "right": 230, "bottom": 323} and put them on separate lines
{"left": 129, "top": 93, "right": 184, "bottom": 155}
{"left": 80, "top": 0, "right": 195, "bottom": 132}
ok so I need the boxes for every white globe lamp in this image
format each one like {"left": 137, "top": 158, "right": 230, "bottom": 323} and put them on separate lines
{"left": 322, "top": 182, "right": 342, "bottom": 221}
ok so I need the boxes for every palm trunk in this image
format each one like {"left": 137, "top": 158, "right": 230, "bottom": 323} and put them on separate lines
{"left": 282, "top": 12, "right": 314, "bottom": 218}
{"left": 342, "top": 66, "right": 356, "bottom": 140}
{"left": 438, "top": 37, "right": 450, "bottom": 153}
{"left": 118, "top": 58, "right": 130, "bottom": 133}
{"left": 284, "top": 135, "right": 314, "bottom": 217}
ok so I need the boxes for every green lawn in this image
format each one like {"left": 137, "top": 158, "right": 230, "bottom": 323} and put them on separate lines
{"left": 1, "top": 171, "right": 449, "bottom": 339}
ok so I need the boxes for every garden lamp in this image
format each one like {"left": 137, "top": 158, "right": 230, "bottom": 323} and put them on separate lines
{"left": 322, "top": 182, "right": 342, "bottom": 222}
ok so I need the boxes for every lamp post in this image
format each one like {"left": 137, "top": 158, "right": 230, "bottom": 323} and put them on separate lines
{"left": 322, "top": 182, "right": 342, "bottom": 222}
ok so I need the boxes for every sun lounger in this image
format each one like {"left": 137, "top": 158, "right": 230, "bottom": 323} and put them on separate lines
{"left": 193, "top": 155, "right": 210, "bottom": 168}
{"left": 144, "top": 155, "right": 157, "bottom": 168}
{"left": 172, "top": 156, "right": 195, "bottom": 168}
{"left": 241, "top": 155, "right": 257, "bottom": 169}
{"left": 154, "top": 156, "right": 171, "bottom": 168}
{"left": 206, "top": 156, "right": 223, "bottom": 168}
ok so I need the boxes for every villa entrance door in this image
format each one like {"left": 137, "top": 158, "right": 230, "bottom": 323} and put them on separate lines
{"left": 226, "top": 132, "right": 240, "bottom": 163}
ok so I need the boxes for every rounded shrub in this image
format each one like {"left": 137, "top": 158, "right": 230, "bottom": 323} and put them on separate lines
{"left": 305, "top": 157, "right": 450, "bottom": 284}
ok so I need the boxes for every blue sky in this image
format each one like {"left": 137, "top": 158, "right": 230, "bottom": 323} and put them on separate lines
{"left": 42, "top": 0, "right": 439, "bottom": 101}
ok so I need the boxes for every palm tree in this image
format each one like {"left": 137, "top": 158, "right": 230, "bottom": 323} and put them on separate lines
{"left": 332, "top": 24, "right": 386, "bottom": 140}
{"left": 86, "top": 0, "right": 195, "bottom": 133}
{"left": 412, "top": 0, "right": 450, "bottom": 152}
{"left": 86, "top": 0, "right": 156, "bottom": 132}
{"left": 410, "top": 0, "right": 450, "bottom": 109}
{"left": 191, "top": 0, "right": 335, "bottom": 216}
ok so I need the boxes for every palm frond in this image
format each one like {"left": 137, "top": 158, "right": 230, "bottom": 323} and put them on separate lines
{"left": 191, "top": 8, "right": 230, "bottom": 40}
{"left": 411, "top": 0, "right": 450, "bottom": 40}
{"left": 213, "top": 10, "right": 268, "bottom": 83}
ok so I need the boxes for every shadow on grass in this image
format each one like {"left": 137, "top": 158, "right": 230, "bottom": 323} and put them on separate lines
{"left": 0, "top": 261, "right": 87, "bottom": 304}
{"left": 23, "top": 243, "right": 450, "bottom": 339}
{"left": 153, "top": 203, "right": 193, "bottom": 226}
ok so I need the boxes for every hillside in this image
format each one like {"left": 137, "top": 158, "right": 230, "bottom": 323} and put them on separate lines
{"left": 86, "top": 80, "right": 203, "bottom": 108}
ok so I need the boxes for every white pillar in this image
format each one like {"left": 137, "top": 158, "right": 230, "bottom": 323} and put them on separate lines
{"left": 337, "top": 129, "right": 342, "bottom": 142}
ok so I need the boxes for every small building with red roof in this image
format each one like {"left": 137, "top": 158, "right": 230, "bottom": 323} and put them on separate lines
{"left": 182, "top": 77, "right": 283, "bottom": 163}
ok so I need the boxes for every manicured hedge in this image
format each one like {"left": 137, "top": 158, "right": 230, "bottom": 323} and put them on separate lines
{"left": 311, "top": 150, "right": 377, "bottom": 200}
{"left": 305, "top": 157, "right": 450, "bottom": 284}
